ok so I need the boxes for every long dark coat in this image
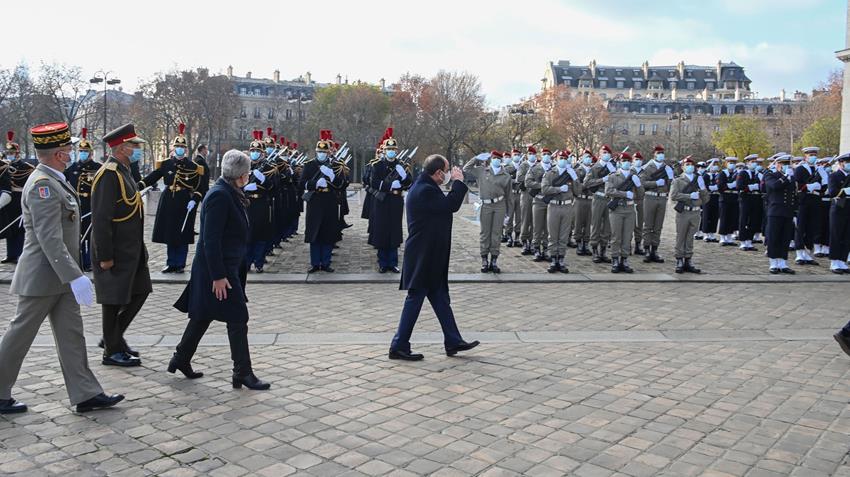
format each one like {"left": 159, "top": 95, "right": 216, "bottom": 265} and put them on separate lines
{"left": 300, "top": 159, "right": 344, "bottom": 244}
{"left": 140, "top": 156, "right": 207, "bottom": 245}
{"left": 174, "top": 178, "right": 249, "bottom": 323}
{"left": 246, "top": 159, "right": 275, "bottom": 242}
{"left": 400, "top": 173, "right": 468, "bottom": 291}
{"left": 368, "top": 159, "right": 412, "bottom": 249}
{"left": 90, "top": 157, "right": 153, "bottom": 305}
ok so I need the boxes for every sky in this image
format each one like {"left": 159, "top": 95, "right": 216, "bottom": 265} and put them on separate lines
{"left": 5, "top": 0, "right": 845, "bottom": 107}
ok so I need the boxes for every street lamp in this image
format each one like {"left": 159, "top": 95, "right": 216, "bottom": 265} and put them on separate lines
{"left": 668, "top": 112, "right": 691, "bottom": 159}
{"left": 90, "top": 71, "right": 121, "bottom": 158}
{"left": 288, "top": 92, "right": 312, "bottom": 144}
{"left": 509, "top": 107, "right": 535, "bottom": 148}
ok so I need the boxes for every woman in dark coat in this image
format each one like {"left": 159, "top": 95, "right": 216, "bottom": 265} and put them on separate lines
{"left": 170, "top": 150, "right": 269, "bottom": 390}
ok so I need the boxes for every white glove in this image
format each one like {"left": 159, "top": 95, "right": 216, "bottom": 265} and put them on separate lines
{"left": 244, "top": 183, "right": 258, "bottom": 192}
{"left": 567, "top": 169, "right": 577, "bottom": 180}
{"left": 316, "top": 177, "right": 328, "bottom": 188}
{"left": 689, "top": 191, "right": 700, "bottom": 200}
{"left": 844, "top": 187, "right": 850, "bottom": 195}
{"left": 252, "top": 169, "right": 265, "bottom": 183}
{"left": 606, "top": 162, "right": 616, "bottom": 173}
{"left": 475, "top": 152, "right": 491, "bottom": 161}
{"left": 709, "top": 185, "right": 718, "bottom": 192}
{"left": 70, "top": 275, "right": 94, "bottom": 307}
{"left": 727, "top": 182, "right": 737, "bottom": 189}
{"left": 665, "top": 166, "right": 674, "bottom": 180}
{"left": 394, "top": 164, "right": 407, "bottom": 180}
{"left": 655, "top": 178, "right": 665, "bottom": 186}
{"left": 602, "top": 175, "right": 609, "bottom": 183}
{"left": 625, "top": 191, "right": 634, "bottom": 200}
{"left": 748, "top": 183, "right": 759, "bottom": 192}
{"left": 807, "top": 182, "right": 821, "bottom": 192}
{"left": 320, "top": 165, "right": 335, "bottom": 181}
{"left": 697, "top": 176, "right": 706, "bottom": 190}
{"left": 631, "top": 175, "right": 641, "bottom": 187}
{"left": 559, "top": 184, "right": 569, "bottom": 192}
{"left": 391, "top": 180, "right": 401, "bottom": 190}
{"left": 186, "top": 200, "right": 196, "bottom": 211}
{"left": 0, "top": 192, "right": 10, "bottom": 209}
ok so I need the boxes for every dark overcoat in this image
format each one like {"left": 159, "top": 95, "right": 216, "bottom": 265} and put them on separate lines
{"left": 368, "top": 159, "right": 412, "bottom": 249}
{"left": 300, "top": 159, "right": 344, "bottom": 244}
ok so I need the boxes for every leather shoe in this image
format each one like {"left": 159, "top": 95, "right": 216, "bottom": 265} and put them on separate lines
{"left": 102, "top": 352, "right": 141, "bottom": 367}
{"left": 232, "top": 373, "right": 270, "bottom": 390}
{"left": 389, "top": 266, "right": 400, "bottom": 273}
{"left": 388, "top": 349, "right": 424, "bottom": 361}
{"left": 769, "top": 267, "right": 780, "bottom": 274}
{"left": 321, "top": 265, "right": 335, "bottom": 273}
{"left": 308, "top": 265, "right": 321, "bottom": 273}
{"left": 167, "top": 355, "right": 203, "bottom": 379}
{"left": 446, "top": 340, "right": 480, "bottom": 356}
{"left": 834, "top": 332, "right": 850, "bottom": 357}
{"left": 0, "top": 257, "right": 16, "bottom": 264}
{"left": 780, "top": 267, "right": 795, "bottom": 274}
{"left": 378, "top": 266, "right": 388, "bottom": 273}
{"left": 0, "top": 398, "right": 27, "bottom": 414}
{"left": 161, "top": 265, "right": 176, "bottom": 273}
{"left": 76, "top": 393, "right": 124, "bottom": 413}
{"left": 98, "top": 340, "right": 139, "bottom": 357}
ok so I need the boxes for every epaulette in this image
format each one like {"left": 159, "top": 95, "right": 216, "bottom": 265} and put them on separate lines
{"left": 367, "top": 158, "right": 380, "bottom": 166}
{"left": 197, "top": 165, "right": 205, "bottom": 175}
{"left": 302, "top": 158, "right": 314, "bottom": 164}
{"left": 105, "top": 162, "right": 118, "bottom": 171}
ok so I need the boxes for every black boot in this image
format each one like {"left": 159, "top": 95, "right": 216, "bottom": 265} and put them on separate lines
{"left": 620, "top": 257, "right": 634, "bottom": 273}
{"left": 501, "top": 234, "right": 508, "bottom": 243}
{"left": 675, "top": 257, "right": 684, "bottom": 274}
{"left": 650, "top": 246, "right": 665, "bottom": 263}
{"left": 167, "top": 354, "right": 204, "bottom": 379}
{"left": 490, "top": 255, "right": 501, "bottom": 274}
{"left": 611, "top": 256, "right": 621, "bottom": 273}
{"left": 634, "top": 241, "right": 645, "bottom": 255}
{"left": 232, "top": 373, "right": 271, "bottom": 390}
{"left": 591, "top": 245, "right": 602, "bottom": 263}
{"left": 643, "top": 246, "right": 653, "bottom": 263}
{"left": 559, "top": 255, "right": 570, "bottom": 274}
{"left": 533, "top": 245, "right": 545, "bottom": 262}
{"left": 521, "top": 241, "right": 533, "bottom": 256}
{"left": 547, "top": 255, "right": 560, "bottom": 273}
{"left": 506, "top": 237, "right": 515, "bottom": 247}
{"left": 481, "top": 255, "right": 490, "bottom": 273}
{"left": 599, "top": 245, "right": 611, "bottom": 263}
{"left": 684, "top": 257, "right": 701, "bottom": 274}
{"left": 542, "top": 246, "right": 550, "bottom": 261}
{"left": 577, "top": 241, "right": 590, "bottom": 256}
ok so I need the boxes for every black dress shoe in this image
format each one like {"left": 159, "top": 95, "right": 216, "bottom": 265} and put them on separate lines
{"left": 832, "top": 268, "right": 846, "bottom": 274}
{"left": 255, "top": 266, "right": 264, "bottom": 274}
{"left": 232, "top": 373, "right": 270, "bottom": 390}
{"left": 167, "top": 355, "right": 203, "bottom": 379}
{"left": 389, "top": 266, "right": 400, "bottom": 273}
{"left": 0, "top": 398, "right": 27, "bottom": 414}
{"left": 174, "top": 267, "right": 186, "bottom": 273}
{"left": 321, "top": 265, "right": 335, "bottom": 273}
{"left": 102, "top": 352, "right": 141, "bottom": 367}
{"left": 342, "top": 222, "right": 353, "bottom": 229}
{"left": 769, "top": 267, "right": 780, "bottom": 274}
{"left": 161, "top": 266, "right": 175, "bottom": 273}
{"left": 0, "top": 257, "right": 17, "bottom": 264}
{"left": 780, "top": 267, "right": 795, "bottom": 274}
{"left": 834, "top": 332, "right": 850, "bottom": 357}
{"left": 388, "top": 349, "right": 424, "bottom": 361}
{"left": 83, "top": 265, "right": 93, "bottom": 272}
{"left": 76, "top": 393, "right": 124, "bottom": 413}
{"left": 378, "top": 266, "right": 388, "bottom": 274}
{"left": 308, "top": 265, "right": 321, "bottom": 273}
{"left": 97, "top": 340, "right": 139, "bottom": 357}
{"left": 446, "top": 340, "right": 480, "bottom": 357}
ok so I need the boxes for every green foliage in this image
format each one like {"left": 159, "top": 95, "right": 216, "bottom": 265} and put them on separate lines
{"left": 711, "top": 116, "right": 772, "bottom": 158}
{"left": 797, "top": 115, "right": 840, "bottom": 156}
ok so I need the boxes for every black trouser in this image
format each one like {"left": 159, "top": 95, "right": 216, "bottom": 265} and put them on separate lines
{"left": 767, "top": 216, "right": 794, "bottom": 260}
{"left": 174, "top": 319, "right": 252, "bottom": 376}
{"left": 795, "top": 196, "right": 821, "bottom": 250}
{"left": 718, "top": 194, "right": 738, "bottom": 235}
{"left": 829, "top": 203, "right": 850, "bottom": 261}
{"left": 738, "top": 194, "right": 763, "bottom": 241}
{"left": 102, "top": 293, "right": 148, "bottom": 355}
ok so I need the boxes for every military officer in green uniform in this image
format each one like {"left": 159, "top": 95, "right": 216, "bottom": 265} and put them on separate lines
{"left": 464, "top": 151, "right": 512, "bottom": 273}
{"left": 542, "top": 150, "right": 582, "bottom": 273}
{"left": 670, "top": 156, "right": 709, "bottom": 273}
{"left": 605, "top": 152, "right": 644, "bottom": 273}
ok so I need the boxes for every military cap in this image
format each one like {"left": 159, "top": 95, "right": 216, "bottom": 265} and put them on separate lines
{"left": 801, "top": 146, "right": 820, "bottom": 154}
{"left": 5, "top": 131, "right": 19, "bottom": 153}
{"left": 248, "top": 131, "right": 264, "bottom": 150}
{"left": 31, "top": 122, "right": 73, "bottom": 150}
{"left": 836, "top": 153, "right": 850, "bottom": 162}
{"left": 527, "top": 146, "right": 537, "bottom": 154}
{"left": 633, "top": 151, "right": 644, "bottom": 160}
{"left": 541, "top": 148, "right": 552, "bottom": 154}
{"left": 263, "top": 127, "right": 276, "bottom": 147}
{"left": 744, "top": 153, "right": 759, "bottom": 161}
{"left": 724, "top": 156, "right": 738, "bottom": 162}
{"left": 600, "top": 144, "right": 612, "bottom": 153}
{"left": 316, "top": 130, "right": 331, "bottom": 152}
{"left": 696, "top": 161, "right": 706, "bottom": 168}
{"left": 380, "top": 127, "right": 398, "bottom": 150}
{"left": 490, "top": 150, "right": 503, "bottom": 158}
{"left": 653, "top": 144, "right": 665, "bottom": 153}
{"left": 557, "top": 149, "right": 570, "bottom": 158}
{"left": 681, "top": 155, "right": 695, "bottom": 165}
{"left": 773, "top": 154, "right": 792, "bottom": 164}
{"left": 511, "top": 148, "right": 520, "bottom": 155}
{"left": 619, "top": 151, "right": 633, "bottom": 161}
{"left": 104, "top": 123, "right": 146, "bottom": 147}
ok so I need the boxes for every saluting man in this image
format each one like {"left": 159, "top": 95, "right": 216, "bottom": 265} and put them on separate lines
{"left": 584, "top": 145, "right": 616, "bottom": 263}
{"left": 64, "top": 128, "right": 100, "bottom": 271}
{"left": 90, "top": 123, "right": 153, "bottom": 367}
{"left": 463, "top": 150, "right": 512, "bottom": 273}
{"left": 670, "top": 156, "right": 709, "bottom": 273}
{"left": 368, "top": 128, "right": 412, "bottom": 273}
{"left": 638, "top": 145, "right": 673, "bottom": 263}
{"left": 525, "top": 147, "right": 553, "bottom": 261}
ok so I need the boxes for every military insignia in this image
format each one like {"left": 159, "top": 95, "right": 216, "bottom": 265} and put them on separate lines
{"left": 197, "top": 165, "right": 205, "bottom": 175}
{"left": 105, "top": 162, "right": 118, "bottom": 171}
{"left": 69, "top": 211, "right": 76, "bottom": 221}
{"left": 38, "top": 186, "right": 50, "bottom": 198}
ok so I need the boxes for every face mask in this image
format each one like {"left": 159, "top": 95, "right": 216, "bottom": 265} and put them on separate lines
{"left": 557, "top": 159, "right": 568, "bottom": 169}
{"left": 542, "top": 154, "right": 551, "bottom": 164}
{"left": 747, "top": 163, "right": 756, "bottom": 170}
{"left": 697, "top": 168, "right": 705, "bottom": 175}
{"left": 491, "top": 158, "right": 502, "bottom": 167}
{"left": 250, "top": 151, "right": 261, "bottom": 161}
{"left": 620, "top": 161, "right": 631, "bottom": 170}
{"left": 601, "top": 153, "right": 611, "bottom": 162}
{"left": 79, "top": 151, "right": 90, "bottom": 161}
{"left": 441, "top": 169, "right": 451, "bottom": 185}
{"left": 633, "top": 159, "right": 643, "bottom": 168}
{"left": 130, "top": 148, "right": 143, "bottom": 163}
{"left": 5, "top": 155, "right": 14, "bottom": 161}
{"left": 655, "top": 153, "right": 664, "bottom": 162}
{"left": 807, "top": 156, "right": 817, "bottom": 165}
{"left": 175, "top": 147, "right": 186, "bottom": 157}
{"left": 68, "top": 151, "right": 76, "bottom": 162}
{"left": 756, "top": 165, "right": 764, "bottom": 172}
{"left": 684, "top": 165, "right": 695, "bottom": 174}
{"left": 710, "top": 165, "right": 719, "bottom": 172}
{"left": 317, "top": 152, "right": 328, "bottom": 162}
{"left": 527, "top": 154, "right": 537, "bottom": 163}
{"left": 582, "top": 157, "right": 592, "bottom": 166}
{"left": 512, "top": 155, "right": 520, "bottom": 163}
{"left": 265, "top": 147, "right": 274, "bottom": 155}
{"left": 726, "top": 164, "right": 735, "bottom": 171}
{"left": 491, "top": 162, "right": 501, "bottom": 173}
{"left": 386, "top": 150, "right": 397, "bottom": 159}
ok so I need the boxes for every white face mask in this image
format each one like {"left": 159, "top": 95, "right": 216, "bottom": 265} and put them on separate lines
{"left": 441, "top": 169, "right": 451, "bottom": 185}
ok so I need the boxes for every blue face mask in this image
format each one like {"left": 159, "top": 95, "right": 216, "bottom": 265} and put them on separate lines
{"left": 542, "top": 154, "right": 551, "bottom": 164}
{"left": 175, "top": 147, "right": 186, "bottom": 157}
{"left": 527, "top": 154, "right": 537, "bottom": 163}
{"left": 710, "top": 165, "right": 719, "bottom": 172}
{"left": 601, "top": 153, "right": 612, "bottom": 162}
{"left": 130, "top": 148, "right": 143, "bottom": 163}
{"left": 756, "top": 164, "right": 764, "bottom": 172}
{"left": 655, "top": 153, "right": 665, "bottom": 162}
{"left": 491, "top": 158, "right": 502, "bottom": 167}
{"left": 265, "top": 147, "right": 274, "bottom": 155}
{"left": 557, "top": 159, "right": 568, "bottom": 169}
{"left": 582, "top": 156, "right": 592, "bottom": 166}
{"left": 69, "top": 151, "right": 76, "bottom": 162}
{"left": 807, "top": 156, "right": 817, "bottom": 164}
{"left": 620, "top": 161, "right": 631, "bottom": 170}
{"left": 491, "top": 161, "right": 501, "bottom": 172}
{"left": 633, "top": 159, "right": 643, "bottom": 168}
{"left": 250, "top": 151, "right": 261, "bottom": 161}
{"left": 698, "top": 168, "right": 705, "bottom": 175}
{"left": 512, "top": 155, "right": 521, "bottom": 163}
{"left": 79, "top": 151, "right": 90, "bottom": 161}
{"left": 747, "top": 163, "right": 756, "bottom": 170}
{"left": 844, "top": 163, "right": 850, "bottom": 172}
{"left": 386, "top": 150, "right": 397, "bottom": 159}
{"left": 317, "top": 152, "right": 328, "bottom": 162}
{"left": 5, "top": 155, "right": 14, "bottom": 161}
{"left": 684, "top": 165, "right": 695, "bottom": 174}
{"left": 726, "top": 163, "right": 735, "bottom": 171}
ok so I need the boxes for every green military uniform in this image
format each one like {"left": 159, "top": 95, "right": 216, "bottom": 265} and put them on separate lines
{"left": 525, "top": 156, "right": 552, "bottom": 261}
{"left": 584, "top": 155, "right": 617, "bottom": 262}
{"left": 639, "top": 147, "right": 676, "bottom": 263}
{"left": 503, "top": 151, "right": 523, "bottom": 247}
{"left": 669, "top": 163, "right": 709, "bottom": 273}
{"left": 573, "top": 154, "right": 594, "bottom": 256}
{"left": 605, "top": 159, "right": 644, "bottom": 273}
{"left": 465, "top": 152, "right": 512, "bottom": 273}
{"left": 631, "top": 152, "right": 646, "bottom": 256}
{"left": 517, "top": 150, "right": 536, "bottom": 254}
{"left": 542, "top": 161, "right": 582, "bottom": 272}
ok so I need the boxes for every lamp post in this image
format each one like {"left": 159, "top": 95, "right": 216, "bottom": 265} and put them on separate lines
{"left": 668, "top": 112, "right": 691, "bottom": 159}
{"left": 509, "top": 106, "right": 535, "bottom": 148}
{"left": 89, "top": 72, "right": 121, "bottom": 158}
{"left": 289, "top": 92, "right": 312, "bottom": 145}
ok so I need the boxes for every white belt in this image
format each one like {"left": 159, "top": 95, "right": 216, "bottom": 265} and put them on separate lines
{"left": 481, "top": 196, "right": 504, "bottom": 204}
{"left": 822, "top": 197, "right": 832, "bottom": 202}
{"left": 681, "top": 205, "right": 702, "bottom": 212}
{"left": 550, "top": 199, "right": 574, "bottom": 206}
{"left": 646, "top": 191, "right": 667, "bottom": 197}
{"left": 594, "top": 191, "right": 606, "bottom": 198}
{"left": 534, "top": 194, "right": 545, "bottom": 200}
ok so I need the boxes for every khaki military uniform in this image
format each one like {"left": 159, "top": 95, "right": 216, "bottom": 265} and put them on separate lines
{"left": 574, "top": 165, "right": 593, "bottom": 247}
{"left": 503, "top": 161, "right": 522, "bottom": 242}
{"left": 584, "top": 161, "right": 617, "bottom": 257}
{"left": 670, "top": 173, "right": 710, "bottom": 259}
{"left": 516, "top": 160, "right": 534, "bottom": 245}
{"left": 525, "top": 163, "right": 551, "bottom": 257}
{"left": 632, "top": 166, "right": 646, "bottom": 253}
{"left": 542, "top": 167, "right": 583, "bottom": 258}
{"left": 0, "top": 165, "right": 104, "bottom": 405}
{"left": 639, "top": 160, "right": 676, "bottom": 252}
{"left": 464, "top": 159, "right": 512, "bottom": 258}
{"left": 605, "top": 170, "right": 645, "bottom": 259}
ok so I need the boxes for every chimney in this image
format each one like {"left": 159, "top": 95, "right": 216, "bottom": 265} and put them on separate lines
{"left": 273, "top": 70, "right": 280, "bottom": 83}
{"left": 336, "top": 74, "right": 342, "bottom": 85}
{"left": 628, "top": 88, "right": 634, "bottom": 100}
{"left": 246, "top": 71, "right": 252, "bottom": 79}
{"left": 226, "top": 65, "right": 233, "bottom": 79}
{"left": 380, "top": 78, "right": 386, "bottom": 90}
{"left": 780, "top": 88, "right": 786, "bottom": 101}
{"left": 642, "top": 60, "right": 649, "bottom": 80}
{"left": 734, "top": 84, "right": 741, "bottom": 101}
{"left": 716, "top": 60, "right": 722, "bottom": 80}
{"left": 590, "top": 59, "right": 597, "bottom": 78}
{"left": 305, "top": 71, "right": 312, "bottom": 84}
{"left": 677, "top": 61, "right": 685, "bottom": 80}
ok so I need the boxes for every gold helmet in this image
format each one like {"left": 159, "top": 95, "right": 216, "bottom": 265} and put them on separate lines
{"left": 172, "top": 123, "right": 188, "bottom": 147}
{"left": 78, "top": 128, "right": 93, "bottom": 151}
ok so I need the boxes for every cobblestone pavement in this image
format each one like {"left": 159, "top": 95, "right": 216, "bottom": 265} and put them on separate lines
{"left": 0, "top": 196, "right": 843, "bottom": 277}
{"left": 2, "top": 279, "right": 850, "bottom": 476}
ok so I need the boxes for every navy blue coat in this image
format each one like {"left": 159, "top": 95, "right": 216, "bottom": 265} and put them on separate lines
{"left": 764, "top": 170, "right": 797, "bottom": 218}
{"left": 174, "top": 178, "right": 249, "bottom": 323}
{"left": 400, "top": 173, "right": 468, "bottom": 291}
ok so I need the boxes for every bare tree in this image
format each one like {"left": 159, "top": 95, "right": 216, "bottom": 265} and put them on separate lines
{"left": 419, "top": 71, "right": 486, "bottom": 164}
{"left": 37, "top": 62, "right": 88, "bottom": 127}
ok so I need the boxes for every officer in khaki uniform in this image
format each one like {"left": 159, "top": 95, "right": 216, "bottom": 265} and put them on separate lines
{"left": 631, "top": 151, "right": 646, "bottom": 256}
{"left": 542, "top": 151, "right": 582, "bottom": 273}
{"left": 517, "top": 146, "right": 537, "bottom": 255}
{"left": 605, "top": 152, "right": 644, "bottom": 273}
{"left": 503, "top": 149, "right": 523, "bottom": 247}
{"left": 670, "top": 156, "right": 709, "bottom": 273}
{"left": 639, "top": 145, "right": 675, "bottom": 263}
{"left": 584, "top": 145, "right": 616, "bottom": 263}
{"left": 464, "top": 151, "right": 511, "bottom": 272}
{"left": 525, "top": 147, "right": 554, "bottom": 261}
{"left": 0, "top": 122, "right": 123, "bottom": 415}
{"left": 573, "top": 149, "right": 594, "bottom": 256}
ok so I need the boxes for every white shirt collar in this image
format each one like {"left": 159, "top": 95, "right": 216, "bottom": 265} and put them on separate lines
{"left": 41, "top": 164, "right": 68, "bottom": 183}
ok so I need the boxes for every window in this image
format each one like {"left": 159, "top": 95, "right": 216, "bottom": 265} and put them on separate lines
{"left": 752, "top": 106, "right": 759, "bottom": 115}
{"left": 766, "top": 106, "right": 774, "bottom": 115}
{"left": 239, "top": 106, "right": 246, "bottom": 118}
{"left": 622, "top": 124, "right": 629, "bottom": 135}
{"left": 239, "top": 86, "right": 247, "bottom": 95}
{"left": 682, "top": 107, "right": 690, "bottom": 114}
{"left": 652, "top": 106, "right": 660, "bottom": 114}
{"left": 665, "top": 124, "right": 672, "bottom": 136}
{"left": 267, "top": 108, "right": 275, "bottom": 120}
{"left": 687, "top": 83, "right": 695, "bottom": 90}
{"left": 665, "top": 106, "right": 673, "bottom": 114}
{"left": 253, "top": 107, "right": 261, "bottom": 119}
{"left": 634, "top": 81, "right": 642, "bottom": 89}
{"left": 599, "top": 93, "right": 607, "bottom": 99}
{"left": 599, "top": 80, "right": 607, "bottom": 88}
{"left": 639, "top": 124, "right": 646, "bottom": 135}
{"left": 651, "top": 124, "right": 658, "bottom": 135}
{"left": 616, "top": 81, "right": 624, "bottom": 89}
{"left": 639, "top": 106, "right": 647, "bottom": 113}
{"left": 285, "top": 109, "right": 293, "bottom": 120}
{"left": 580, "top": 80, "right": 592, "bottom": 88}
{"left": 239, "top": 128, "right": 247, "bottom": 140}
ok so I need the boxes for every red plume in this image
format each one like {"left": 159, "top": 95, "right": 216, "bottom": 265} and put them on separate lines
{"left": 267, "top": 127, "right": 273, "bottom": 137}
{"left": 327, "top": 130, "right": 334, "bottom": 140}
{"left": 258, "top": 130, "right": 264, "bottom": 139}
{"left": 6, "top": 131, "right": 12, "bottom": 142}
{"left": 81, "top": 128, "right": 88, "bottom": 139}
{"left": 334, "top": 142, "right": 340, "bottom": 149}
{"left": 253, "top": 130, "right": 259, "bottom": 140}
{"left": 385, "top": 127, "right": 393, "bottom": 138}
{"left": 280, "top": 136, "right": 286, "bottom": 145}
{"left": 319, "top": 130, "right": 327, "bottom": 141}
{"left": 291, "top": 142, "right": 298, "bottom": 149}
{"left": 178, "top": 123, "right": 185, "bottom": 135}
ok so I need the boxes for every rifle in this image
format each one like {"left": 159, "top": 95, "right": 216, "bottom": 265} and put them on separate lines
{"left": 373, "top": 147, "right": 417, "bottom": 202}
{"left": 607, "top": 174, "right": 636, "bottom": 211}
{"left": 542, "top": 169, "right": 575, "bottom": 204}
{"left": 834, "top": 173, "right": 850, "bottom": 208}
{"left": 673, "top": 175, "right": 700, "bottom": 213}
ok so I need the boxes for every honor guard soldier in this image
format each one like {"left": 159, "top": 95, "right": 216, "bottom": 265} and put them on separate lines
{"left": 331, "top": 139, "right": 352, "bottom": 242}
{"left": 525, "top": 148, "right": 553, "bottom": 261}
{"left": 541, "top": 150, "right": 581, "bottom": 273}
{"left": 827, "top": 153, "right": 850, "bottom": 273}
{"left": 605, "top": 152, "right": 643, "bottom": 273}
{"left": 794, "top": 146, "right": 823, "bottom": 265}
{"left": 517, "top": 146, "right": 536, "bottom": 255}
{"left": 670, "top": 156, "right": 709, "bottom": 273}
{"left": 631, "top": 151, "right": 646, "bottom": 255}
{"left": 3, "top": 131, "right": 36, "bottom": 263}
{"left": 273, "top": 137, "right": 299, "bottom": 245}
{"left": 464, "top": 150, "right": 512, "bottom": 273}
{"left": 694, "top": 161, "right": 707, "bottom": 240}
{"left": 736, "top": 154, "right": 764, "bottom": 251}
{"left": 283, "top": 141, "right": 302, "bottom": 240}
{"left": 369, "top": 128, "right": 412, "bottom": 273}
{"left": 302, "top": 130, "right": 345, "bottom": 272}
{"left": 90, "top": 123, "right": 153, "bottom": 367}
{"left": 138, "top": 123, "right": 207, "bottom": 273}
{"left": 503, "top": 149, "right": 523, "bottom": 247}
{"left": 259, "top": 129, "right": 282, "bottom": 257}
{"left": 0, "top": 134, "right": 14, "bottom": 260}
{"left": 362, "top": 144, "right": 381, "bottom": 230}
{"left": 243, "top": 131, "right": 274, "bottom": 273}
{"left": 716, "top": 156, "right": 740, "bottom": 245}
{"left": 64, "top": 128, "right": 99, "bottom": 271}
{"left": 639, "top": 145, "right": 674, "bottom": 263}
{"left": 573, "top": 149, "right": 594, "bottom": 256}
{"left": 814, "top": 156, "right": 833, "bottom": 257}
{"left": 584, "top": 145, "right": 616, "bottom": 263}
{"left": 700, "top": 159, "right": 721, "bottom": 242}
{"left": 764, "top": 154, "right": 798, "bottom": 274}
